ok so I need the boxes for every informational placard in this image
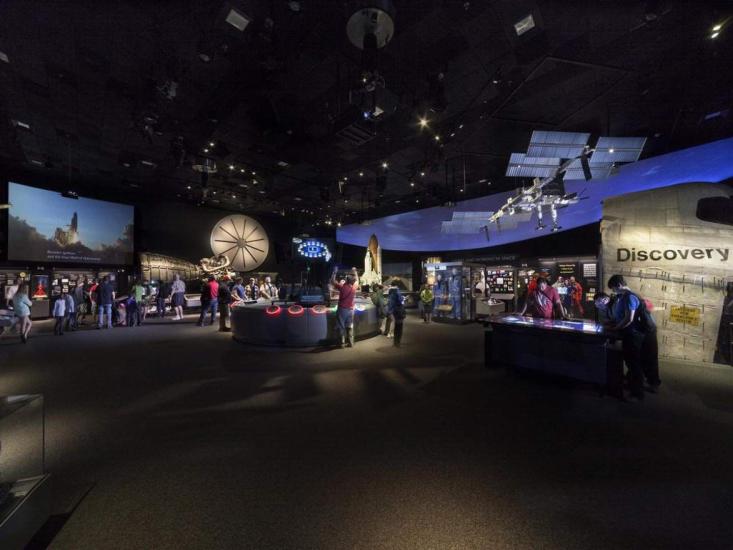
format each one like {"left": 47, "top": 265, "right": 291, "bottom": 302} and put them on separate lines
{"left": 669, "top": 305, "right": 701, "bottom": 326}
{"left": 583, "top": 263, "right": 597, "bottom": 278}
{"left": 558, "top": 263, "right": 577, "bottom": 276}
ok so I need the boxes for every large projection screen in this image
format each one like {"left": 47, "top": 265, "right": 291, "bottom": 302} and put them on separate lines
{"left": 7, "top": 182, "right": 134, "bottom": 265}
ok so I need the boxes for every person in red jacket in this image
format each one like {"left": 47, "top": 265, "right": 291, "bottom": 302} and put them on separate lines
{"left": 569, "top": 276, "right": 585, "bottom": 317}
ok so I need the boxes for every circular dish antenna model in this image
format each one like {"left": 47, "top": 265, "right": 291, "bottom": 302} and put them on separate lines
{"left": 210, "top": 214, "right": 270, "bottom": 272}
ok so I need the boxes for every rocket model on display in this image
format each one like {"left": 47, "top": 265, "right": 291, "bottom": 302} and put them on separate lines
{"left": 361, "top": 234, "right": 382, "bottom": 287}
{"left": 53, "top": 212, "right": 80, "bottom": 246}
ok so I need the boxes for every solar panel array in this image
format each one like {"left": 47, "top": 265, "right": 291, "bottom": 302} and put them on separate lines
{"left": 564, "top": 158, "right": 613, "bottom": 180}
{"left": 592, "top": 136, "right": 647, "bottom": 163}
{"left": 505, "top": 153, "right": 561, "bottom": 178}
{"left": 506, "top": 131, "right": 646, "bottom": 182}
{"left": 526, "top": 131, "right": 591, "bottom": 158}
{"left": 440, "top": 211, "right": 492, "bottom": 234}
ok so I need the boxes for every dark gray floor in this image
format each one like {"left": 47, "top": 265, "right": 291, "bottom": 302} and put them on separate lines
{"left": 2, "top": 313, "right": 733, "bottom": 549}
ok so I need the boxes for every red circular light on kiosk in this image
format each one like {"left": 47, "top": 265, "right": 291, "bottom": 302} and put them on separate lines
{"left": 265, "top": 305, "right": 282, "bottom": 316}
{"left": 287, "top": 304, "right": 305, "bottom": 317}
{"left": 310, "top": 304, "right": 328, "bottom": 315}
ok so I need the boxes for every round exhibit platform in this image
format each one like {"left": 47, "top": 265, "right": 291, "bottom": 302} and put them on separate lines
{"left": 230, "top": 299, "right": 379, "bottom": 347}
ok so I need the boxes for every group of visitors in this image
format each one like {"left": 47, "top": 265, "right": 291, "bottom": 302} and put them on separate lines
{"left": 553, "top": 276, "right": 584, "bottom": 317}
{"left": 198, "top": 274, "right": 279, "bottom": 331}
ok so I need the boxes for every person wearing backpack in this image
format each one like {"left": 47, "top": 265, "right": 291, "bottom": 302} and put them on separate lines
{"left": 606, "top": 275, "right": 660, "bottom": 400}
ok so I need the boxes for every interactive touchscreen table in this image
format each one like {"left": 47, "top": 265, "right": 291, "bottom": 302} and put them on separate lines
{"left": 485, "top": 314, "right": 624, "bottom": 397}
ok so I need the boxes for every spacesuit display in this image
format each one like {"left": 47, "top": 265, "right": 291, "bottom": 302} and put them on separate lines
{"left": 432, "top": 274, "right": 446, "bottom": 317}
{"left": 448, "top": 268, "right": 463, "bottom": 319}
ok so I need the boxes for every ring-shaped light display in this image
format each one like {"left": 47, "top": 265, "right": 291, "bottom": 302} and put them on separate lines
{"left": 297, "top": 239, "right": 332, "bottom": 261}
{"left": 287, "top": 304, "right": 305, "bottom": 317}
{"left": 265, "top": 305, "right": 282, "bottom": 316}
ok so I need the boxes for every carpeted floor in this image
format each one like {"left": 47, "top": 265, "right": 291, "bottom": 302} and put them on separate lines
{"left": 2, "top": 313, "right": 733, "bottom": 549}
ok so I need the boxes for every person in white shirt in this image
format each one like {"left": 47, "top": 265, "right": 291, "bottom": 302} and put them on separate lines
{"left": 64, "top": 291, "right": 77, "bottom": 331}
{"left": 53, "top": 293, "right": 67, "bottom": 336}
{"left": 259, "top": 276, "right": 277, "bottom": 301}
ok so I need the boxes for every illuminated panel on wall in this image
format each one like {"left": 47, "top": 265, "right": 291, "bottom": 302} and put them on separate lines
{"left": 337, "top": 137, "right": 733, "bottom": 252}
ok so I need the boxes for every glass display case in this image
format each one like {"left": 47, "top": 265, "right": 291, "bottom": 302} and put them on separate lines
{"left": 425, "top": 262, "right": 485, "bottom": 322}
{"left": 0, "top": 394, "right": 50, "bottom": 549}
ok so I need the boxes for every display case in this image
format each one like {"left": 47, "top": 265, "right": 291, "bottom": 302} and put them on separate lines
{"left": 1, "top": 271, "right": 29, "bottom": 309}
{"left": 0, "top": 394, "right": 50, "bottom": 549}
{"left": 425, "top": 262, "right": 485, "bottom": 322}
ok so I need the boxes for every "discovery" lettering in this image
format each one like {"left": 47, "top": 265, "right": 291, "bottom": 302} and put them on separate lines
{"left": 617, "top": 247, "right": 730, "bottom": 262}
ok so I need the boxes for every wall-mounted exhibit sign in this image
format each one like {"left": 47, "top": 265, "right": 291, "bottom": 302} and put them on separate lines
{"left": 210, "top": 214, "right": 270, "bottom": 272}
{"left": 601, "top": 183, "right": 733, "bottom": 365}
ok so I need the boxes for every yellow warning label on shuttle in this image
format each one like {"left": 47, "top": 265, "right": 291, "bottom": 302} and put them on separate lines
{"left": 669, "top": 305, "right": 701, "bottom": 326}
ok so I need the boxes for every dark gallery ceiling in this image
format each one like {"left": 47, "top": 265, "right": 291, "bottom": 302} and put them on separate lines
{"left": 0, "top": 0, "right": 732, "bottom": 227}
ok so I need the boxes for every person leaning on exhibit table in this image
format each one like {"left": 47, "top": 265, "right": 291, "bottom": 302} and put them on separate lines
{"left": 518, "top": 277, "right": 567, "bottom": 320}
{"left": 604, "top": 275, "right": 661, "bottom": 401}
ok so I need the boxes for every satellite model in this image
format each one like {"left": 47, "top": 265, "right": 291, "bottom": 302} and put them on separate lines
{"left": 53, "top": 212, "right": 80, "bottom": 246}
{"left": 441, "top": 132, "right": 646, "bottom": 240}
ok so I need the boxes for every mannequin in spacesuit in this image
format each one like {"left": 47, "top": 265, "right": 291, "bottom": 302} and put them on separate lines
{"left": 433, "top": 273, "right": 446, "bottom": 317}
{"left": 448, "top": 267, "right": 463, "bottom": 319}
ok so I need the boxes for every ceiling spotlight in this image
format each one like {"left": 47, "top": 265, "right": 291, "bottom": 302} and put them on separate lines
{"left": 458, "top": 124, "right": 464, "bottom": 129}
{"left": 359, "top": 172, "right": 364, "bottom": 177}
{"left": 711, "top": 32, "right": 720, "bottom": 38}
{"left": 419, "top": 117, "right": 429, "bottom": 128}
{"left": 420, "top": 171, "right": 425, "bottom": 177}
{"left": 209, "top": 142, "right": 215, "bottom": 147}
{"left": 382, "top": 161, "right": 388, "bottom": 169}
{"left": 410, "top": 182, "right": 415, "bottom": 187}
{"left": 240, "top": 168, "right": 245, "bottom": 173}
{"left": 609, "top": 148, "right": 615, "bottom": 153}
{"left": 229, "top": 164, "right": 235, "bottom": 170}
{"left": 337, "top": 222, "right": 342, "bottom": 227}
{"left": 713, "top": 24, "right": 722, "bottom": 31}
{"left": 434, "top": 135, "right": 440, "bottom": 141}
{"left": 187, "top": 185, "right": 191, "bottom": 190}
{"left": 203, "top": 148, "right": 209, "bottom": 153}
{"left": 251, "top": 171, "right": 256, "bottom": 175}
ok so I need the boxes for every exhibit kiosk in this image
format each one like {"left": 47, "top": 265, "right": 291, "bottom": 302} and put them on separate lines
{"left": 230, "top": 298, "right": 379, "bottom": 347}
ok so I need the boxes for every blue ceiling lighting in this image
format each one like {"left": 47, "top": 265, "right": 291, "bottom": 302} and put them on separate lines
{"left": 337, "top": 137, "right": 733, "bottom": 252}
